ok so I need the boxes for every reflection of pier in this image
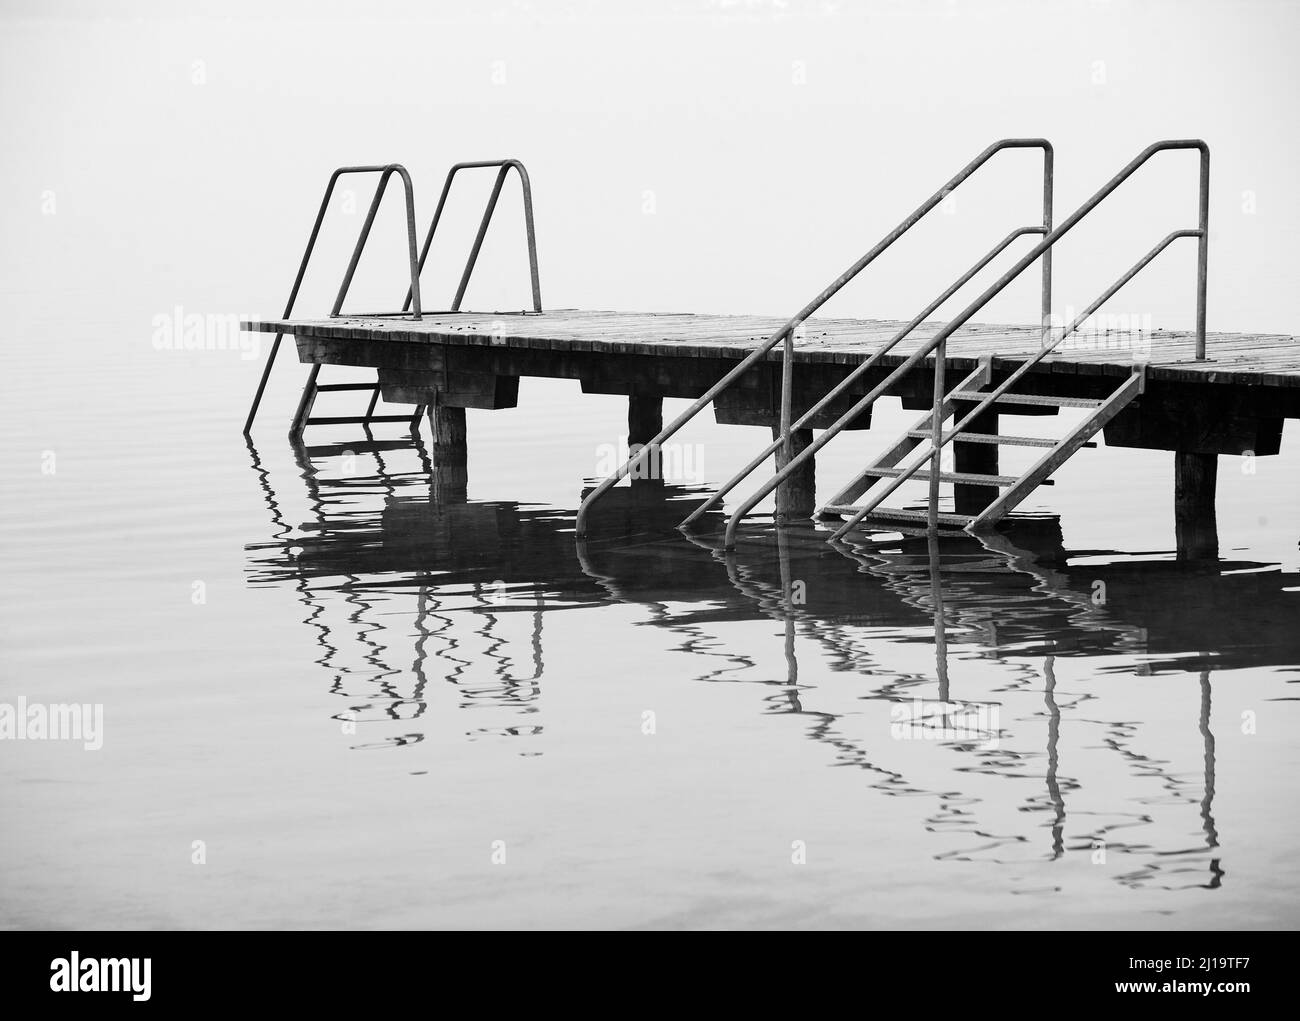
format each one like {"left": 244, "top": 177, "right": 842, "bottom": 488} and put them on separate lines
{"left": 245, "top": 431, "right": 1293, "bottom": 886}
{"left": 680, "top": 522, "right": 1231, "bottom": 885}
{"left": 832, "top": 532, "right": 1224, "bottom": 888}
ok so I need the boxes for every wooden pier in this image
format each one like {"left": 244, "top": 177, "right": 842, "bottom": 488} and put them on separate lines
{"left": 242, "top": 309, "right": 1300, "bottom": 558}
{"left": 240, "top": 142, "right": 1300, "bottom": 556}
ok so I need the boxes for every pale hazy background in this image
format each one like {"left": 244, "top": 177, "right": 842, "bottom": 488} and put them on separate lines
{"left": 2, "top": 0, "right": 1298, "bottom": 340}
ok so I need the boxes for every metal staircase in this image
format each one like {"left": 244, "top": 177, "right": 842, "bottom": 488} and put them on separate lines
{"left": 700, "top": 138, "right": 1207, "bottom": 549}
{"left": 821, "top": 361, "right": 1146, "bottom": 538}
{"left": 576, "top": 138, "right": 1056, "bottom": 537}
{"left": 572, "top": 138, "right": 1208, "bottom": 547}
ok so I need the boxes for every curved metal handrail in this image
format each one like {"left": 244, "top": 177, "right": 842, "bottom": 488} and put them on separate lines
{"left": 330, "top": 165, "right": 424, "bottom": 318}
{"left": 725, "top": 138, "right": 1207, "bottom": 549}
{"left": 574, "top": 137, "right": 1054, "bottom": 537}
{"left": 403, "top": 159, "right": 542, "bottom": 314}
{"left": 388, "top": 159, "right": 541, "bottom": 425}
{"left": 243, "top": 163, "right": 423, "bottom": 434}
{"left": 245, "top": 159, "right": 545, "bottom": 434}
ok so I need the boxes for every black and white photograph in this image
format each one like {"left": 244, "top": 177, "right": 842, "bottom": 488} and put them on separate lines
{"left": 0, "top": 0, "right": 1295, "bottom": 987}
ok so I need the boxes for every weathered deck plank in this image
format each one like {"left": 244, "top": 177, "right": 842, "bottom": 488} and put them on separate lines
{"left": 243, "top": 310, "right": 1300, "bottom": 390}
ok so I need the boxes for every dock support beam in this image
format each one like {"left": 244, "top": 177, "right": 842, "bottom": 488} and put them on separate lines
{"left": 772, "top": 426, "right": 816, "bottom": 521}
{"left": 428, "top": 396, "right": 467, "bottom": 502}
{"left": 1174, "top": 451, "right": 1218, "bottom": 561}
{"left": 628, "top": 394, "right": 664, "bottom": 486}
{"left": 628, "top": 394, "right": 663, "bottom": 447}
{"left": 953, "top": 403, "right": 1000, "bottom": 515}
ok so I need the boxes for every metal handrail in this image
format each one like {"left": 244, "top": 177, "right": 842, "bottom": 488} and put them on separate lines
{"left": 831, "top": 226, "right": 1200, "bottom": 539}
{"left": 574, "top": 137, "right": 1054, "bottom": 537}
{"left": 725, "top": 138, "right": 1207, "bottom": 548}
{"left": 403, "top": 159, "right": 542, "bottom": 315}
{"left": 245, "top": 159, "right": 543, "bottom": 435}
{"left": 385, "top": 159, "right": 541, "bottom": 425}
{"left": 679, "top": 224, "right": 1048, "bottom": 527}
{"left": 243, "top": 164, "right": 423, "bottom": 434}
{"left": 330, "top": 166, "right": 424, "bottom": 318}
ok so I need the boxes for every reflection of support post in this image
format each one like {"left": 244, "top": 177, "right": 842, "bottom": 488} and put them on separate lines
{"left": 954, "top": 401, "right": 1000, "bottom": 515}
{"left": 428, "top": 396, "right": 467, "bottom": 503}
{"left": 1174, "top": 451, "right": 1218, "bottom": 561}
{"left": 628, "top": 394, "right": 664, "bottom": 487}
{"left": 772, "top": 426, "right": 816, "bottom": 521}
{"left": 927, "top": 534, "right": 949, "bottom": 703}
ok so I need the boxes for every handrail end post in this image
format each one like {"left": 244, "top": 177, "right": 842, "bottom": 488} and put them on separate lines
{"left": 1196, "top": 146, "right": 1210, "bottom": 360}
{"left": 722, "top": 512, "right": 741, "bottom": 552}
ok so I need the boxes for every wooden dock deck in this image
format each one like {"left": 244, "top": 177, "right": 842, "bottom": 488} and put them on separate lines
{"left": 243, "top": 310, "right": 1300, "bottom": 456}
{"left": 243, "top": 308, "right": 1299, "bottom": 559}
{"left": 244, "top": 310, "right": 1300, "bottom": 390}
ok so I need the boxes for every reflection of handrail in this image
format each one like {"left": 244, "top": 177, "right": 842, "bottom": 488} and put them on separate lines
{"left": 1044, "top": 656, "right": 1065, "bottom": 860}
{"left": 927, "top": 534, "right": 950, "bottom": 703}
{"left": 733, "top": 139, "right": 1208, "bottom": 548}
{"left": 680, "top": 224, "right": 1048, "bottom": 527}
{"left": 243, "top": 164, "right": 424, "bottom": 434}
{"left": 1198, "top": 670, "right": 1219, "bottom": 852}
{"left": 475, "top": 583, "right": 546, "bottom": 685}
{"left": 575, "top": 138, "right": 1054, "bottom": 537}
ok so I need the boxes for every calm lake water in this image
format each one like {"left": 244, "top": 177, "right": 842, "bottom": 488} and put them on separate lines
{"left": 2, "top": 2, "right": 1299, "bottom": 930}
{"left": 1, "top": 320, "right": 1297, "bottom": 930}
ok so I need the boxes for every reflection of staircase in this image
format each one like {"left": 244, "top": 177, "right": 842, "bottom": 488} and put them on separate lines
{"left": 830, "top": 526, "right": 1137, "bottom": 653}
{"left": 822, "top": 363, "right": 1146, "bottom": 536}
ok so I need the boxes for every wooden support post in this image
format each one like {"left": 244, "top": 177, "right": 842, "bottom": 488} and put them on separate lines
{"left": 953, "top": 401, "right": 1000, "bottom": 515}
{"left": 429, "top": 398, "right": 467, "bottom": 465}
{"left": 427, "top": 396, "right": 467, "bottom": 502}
{"left": 628, "top": 393, "right": 665, "bottom": 487}
{"left": 628, "top": 393, "right": 663, "bottom": 447}
{"left": 1174, "top": 451, "right": 1218, "bottom": 561}
{"left": 772, "top": 426, "right": 815, "bottom": 521}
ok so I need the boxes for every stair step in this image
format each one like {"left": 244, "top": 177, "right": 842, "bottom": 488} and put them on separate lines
{"left": 950, "top": 390, "right": 1104, "bottom": 409}
{"left": 860, "top": 467, "right": 1051, "bottom": 487}
{"left": 852, "top": 524, "right": 971, "bottom": 539}
{"left": 305, "top": 415, "right": 415, "bottom": 425}
{"left": 823, "top": 505, "right": 975, "bottom": 528}
{"left": 904, "top": 430, "right": 1096, "bottom": 450}
{"left": 315, "top": 383, "right": 381, "bottom": 392}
